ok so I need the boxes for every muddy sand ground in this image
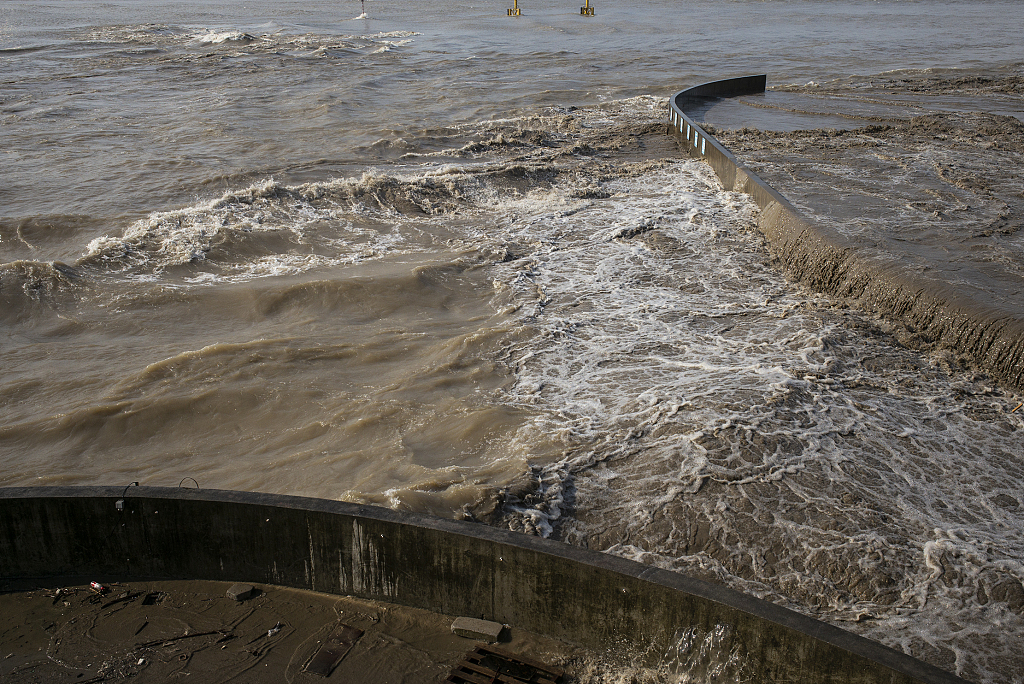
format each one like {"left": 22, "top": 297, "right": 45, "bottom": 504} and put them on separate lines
{"left": 1, "top": 579, "right": 599, "bottom": 683}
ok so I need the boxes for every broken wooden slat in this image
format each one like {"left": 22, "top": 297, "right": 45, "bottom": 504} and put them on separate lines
{"left": 447, "top": 668, "right": 494, "bottom": 684}
{"left": 448, "top": 644, "right": 563, "bottom": 684}
{"left": 478, "top": 645, "right": 564, "bottom": 679}
{"left": 455, "top": 660, "right": 526, "bottom": 684}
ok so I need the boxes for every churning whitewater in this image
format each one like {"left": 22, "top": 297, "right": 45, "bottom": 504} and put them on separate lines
{"left": 2, "top": 1, "right": 1023, "bottom": 682}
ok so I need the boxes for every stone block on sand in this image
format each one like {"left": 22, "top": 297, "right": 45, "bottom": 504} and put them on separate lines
{"left": 226, "top": 583, "right": 257, "bottom": 601}
{"left": 451, "top": 616, "right": 503, "bottom": 642}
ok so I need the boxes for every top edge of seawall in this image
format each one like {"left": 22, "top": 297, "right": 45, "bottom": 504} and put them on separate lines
{"left": 675, "top": 74, "right": 768, "bottom": 103}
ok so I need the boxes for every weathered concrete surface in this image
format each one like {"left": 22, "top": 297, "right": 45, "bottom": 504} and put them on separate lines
{"left": 451, "top": 616, "right": 503, "bottom": 642}
{"left": 669, "top": 76, "right": 1024, "bottom": 391}
{"left": 0, "top": 487, "right": 966, "bottom": 683}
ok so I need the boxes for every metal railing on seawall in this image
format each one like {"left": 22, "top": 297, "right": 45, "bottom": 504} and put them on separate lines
{"left": 668, "top": 76, "right": 1024, "bottom": 392}
{"left": 1, "top": 486, "right": 967, "bottom": 683}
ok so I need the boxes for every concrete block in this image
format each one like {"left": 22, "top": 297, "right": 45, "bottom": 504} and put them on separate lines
{"left": 226, "top": 583, "right": 256, "bottom": 601}
{"left": 451, "top": 616, "right": 503, "bottom": 642}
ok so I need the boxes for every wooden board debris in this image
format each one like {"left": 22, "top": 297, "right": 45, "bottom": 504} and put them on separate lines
{"left": 303, "top": 623, "right": 364, "bottom": 677}
{"left": 447, "top": 644, "right": 563, "bottom": 684}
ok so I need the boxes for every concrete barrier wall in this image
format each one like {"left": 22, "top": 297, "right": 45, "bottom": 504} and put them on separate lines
{"left": 668, "top": 76, "right": 1024, "bottom": 391}
{"left": 0, "top": 486, "right": 965, "bottom": 683}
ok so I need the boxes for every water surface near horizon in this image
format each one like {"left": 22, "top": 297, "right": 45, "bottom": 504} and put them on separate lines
{"left": 3, "top": 0, "right": 1021, "bottom": 225}
{"left": 2, "top": 1, "right": 1024, "bottom": 682}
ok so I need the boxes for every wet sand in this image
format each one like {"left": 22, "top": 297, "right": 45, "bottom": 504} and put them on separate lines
{"left": 0, "top": 579, "right": 590, "bottom": 683}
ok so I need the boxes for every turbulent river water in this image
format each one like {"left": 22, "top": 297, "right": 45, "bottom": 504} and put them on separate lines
{"left": 2, "top": 1, "right": 1023, "bottom": 682}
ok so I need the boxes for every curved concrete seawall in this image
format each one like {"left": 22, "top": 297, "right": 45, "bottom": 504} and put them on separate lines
{"left": 0, "top": 486, "right": 966, "bottom": 683}
{"left": 669, "top": 76, "right": 1024, "bottom": 391}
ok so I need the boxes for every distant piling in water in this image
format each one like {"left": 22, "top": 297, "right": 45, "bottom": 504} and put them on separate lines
{"left": 669, "top": 76, "right": 1024, "bottom": 391}
{"left": 503, "top": 2, "right": 594, "bottom": 17}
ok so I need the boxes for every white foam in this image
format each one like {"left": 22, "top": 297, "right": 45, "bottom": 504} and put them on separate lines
{"left": 192, "top": 30, "right": 257, "bottom": 45}
{"left": 449, "top": 124, "right": 1024, "bottom": 682}
{"left": 79, "top": 168, "right": 486, "bottom": 282}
